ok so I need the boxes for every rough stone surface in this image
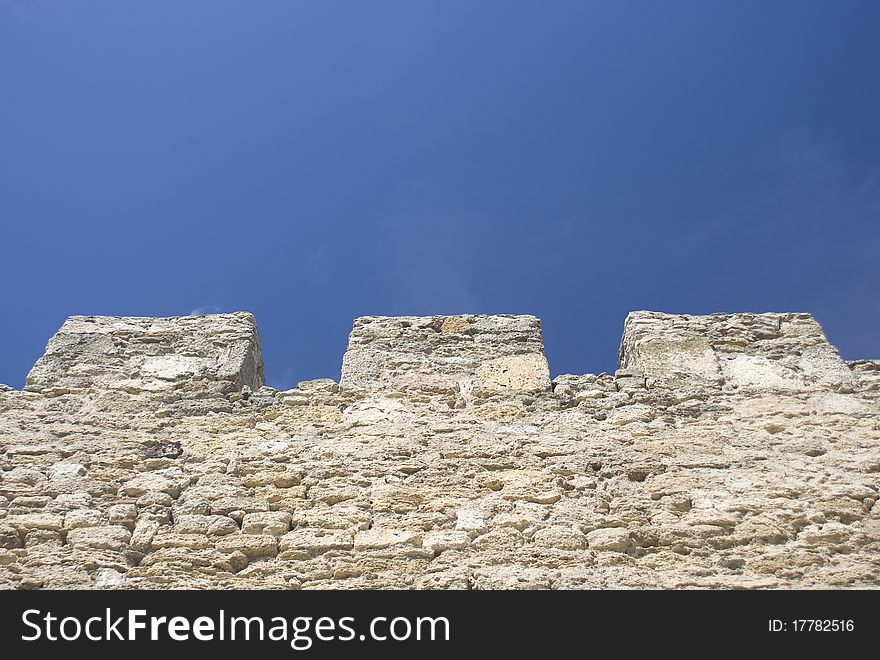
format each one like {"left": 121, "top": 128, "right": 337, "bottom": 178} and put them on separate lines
{"left": 340, "top": 315, "right": 551, "bottom": 394}
{"left": 24, "top": 313, "right": 263, "bottom": 397}
{"left": 619, "top": 311, "right": 856, "bottom": 392}
{"left": 0, "top": 311, "right": 878, "bottom": 589}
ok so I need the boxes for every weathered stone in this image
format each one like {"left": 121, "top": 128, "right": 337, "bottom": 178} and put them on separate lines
{"left": 619, "top": 311, "right": 856, "bottom": 392}
{"left": 49, "top": 462, "right": 87, "bottom": 480}
{"left": 207, "top": 517, "right": 239, "bottom": 536}
{"left": 278, "top": 529, "right": 354, "bottom": 559}
{"left": 340, "top": 315, "right": 551, "bottom": 393}
{"left": 130, "top": 519, "right": 159, "bottom": 553}
{"left": 108, "top": 504, "right": 138, "bottom": 528}
{"left": 0, "top": 525, "right": 22, "bottom": 549}
{"left": 5, "top": 467, "right": 46, "bottom": 486}
{"left": 151, "top": 532, "right": 213, "bottom": 551}
{"left": 121, "top": 473, "right": 183, "bottom": 499}
{"left": 94, "top": 568, "right": 126, "bottom": 588}
{"left": 25, "top": 312, "right": 263, "bottom": 396}
{"left": 241, "top": 511, "right": 291, "bottom": 537}
{"left": 586, "top": 528, "right": 631, "bottom": 553}
{"left": 63, "top": 508, "right": 105, "bottom": 529}
{"left": 455, "top": 510, "right": 487, "bottom": 537}
{"left": 26, "top": 530, "right": 63, "bottom": 547}
{"left": 422, "top": 530, "right": 470, "bottom": 554}
{"left": 214, "top": 534, "right": 278, "bottom": 558}
{"left": 472, "top": 527, "right": 525, "bottom": 552}
{"left": 533, "top": 526, "right": 587, "bottom": 551}
{"left": 66, "top": 526, "right": 131, "bottom": 551}
{"left": 353, "top": 529, "right": 422, "bottom": 551}
{"left": 7, "top": 514, "right": 64, "bottom": 533}
{"left": 0, "top": 310, "right": 877, "bottom": 590}
{"left": 172, "top": 514, "right": 212, "bottom": 535}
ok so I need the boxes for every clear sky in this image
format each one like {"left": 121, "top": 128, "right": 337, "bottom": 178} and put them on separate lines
{"left": 2, "top": 1, "right": 879, "bottom": 390}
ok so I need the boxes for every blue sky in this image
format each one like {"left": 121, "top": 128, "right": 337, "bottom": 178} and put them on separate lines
{"left": 2, "top": 1, "right": 879, "bottom": 389}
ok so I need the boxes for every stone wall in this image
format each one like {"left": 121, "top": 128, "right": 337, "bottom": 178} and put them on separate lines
{"left": 0, "top": 311, "right": 877, "bottom": 589}
{"left": 340, "top": 314, "right": 551, "bottom": 394}
{"left": 618, "top": 311, "right": 855, "bottom": 392}
{"left": 25, "top": 313, "right": 264, "bottom": 397}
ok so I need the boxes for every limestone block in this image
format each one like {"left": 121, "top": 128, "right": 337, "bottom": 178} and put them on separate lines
{"left": 618, "top": 311, "right": 856, "bottom": 391}
{"left": 585, "top": 528, "right": 631, "bottom": 553}
{"left": 476, "top": 354, "right": 552, "bottom": 392}
{"left": 455, "top": 509, "right": 487, "bottom": 537}
{"left": 207, "top": 517, "right": 240, "bottom": 536}
{"left": 533, "top": 526, "right": 587, "bottom": 550}
{"left": 353, "top": 529, "right": 422, "bottom": 551}
{"left": 173, "top": 514, "right": 238, "bottom": 536}
{"left": 0, "top": 525, "right": 22, "bottom": 549}
{"left": 26, "top": 530, "right": 63, "bottom": 547}
{"left": 4, "top": 467, "right": 47, "bottom": 486}
{"left": 215, "top": 533, "right": 278, "bottom": 558}
{"left": 172, "top": 514, "right": 213, "bottom": 535}
{"left": 422, "top": 530, "right": 471, "bottom": 554}
{"left": 6, "top": 513, "right": 64, "bottom": 533}
{"left": 150, "top": 532, "right": 213, "bottom": 551}
{"left": 120, "top": 473, "right": 183, "bottom": 499}
{"left": 472, "top": 527, "right": 525, "bottom": 552}
{"left": 49, "top": 462, "right": 87, "bottom": 480}
{"left": 108, "top": 504, "right": 138, "bottom": 527}
{"left": 66, "top": 526, "right": 131, "bottom": 551}
{"left": 94, "top": 568, "right": 126, "bottom": 588}
{"left": 241, "top": 511, "right": 291, "bottom": 536}
{"left": 25, "top": 312, "right": 264, "bottom": 396}
{"left": 130, "top": 519, "right": 160, "bottom": 553}
{"left": 278, "top": 529, "right": 354, "bottom": 559}
{"left": 63, "top": 509, "right": 105, "bottom": 529}
{"left": 340, "top": 315, "right": 551, "bottom": 393}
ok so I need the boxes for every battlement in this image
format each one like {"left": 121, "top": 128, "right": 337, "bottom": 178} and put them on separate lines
{"left": 20, "top": 310, "right": 862, "bottom": 396}
{"left": 24, "top": 313, "right": 264, "bottom": 396}
{"left": 340, "top": 314, "right": 551, "bottom": 393}
{"left": 1, "top": 309, "right": 878, "bottom": 591}
{"left": 619, "top": 311, "right": 856, "bottom": 392}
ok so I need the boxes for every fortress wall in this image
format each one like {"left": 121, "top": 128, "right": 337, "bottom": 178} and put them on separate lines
{"left": 618, "top": 311, "right": 856, "bottom": 392}
{"left": 24, "top": 313, "right": 264, "bottom": 397}
{"left": 0, "top": 310, "right": 877, "bottom": 590}
{"left": 340, "top": 315, "right": 551, "bottom": 394}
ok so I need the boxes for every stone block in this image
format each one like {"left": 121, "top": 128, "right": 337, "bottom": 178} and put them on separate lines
{"left": 618, "top": 311, "right": 855, "bottom": 391}
{"left": 25, "top": 313, "right": 264, "bottom": 396}
{"left": 340, "top": 315, "right": 550, "bottom": 393}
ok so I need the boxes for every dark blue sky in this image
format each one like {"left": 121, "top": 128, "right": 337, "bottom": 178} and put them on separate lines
{"left": 2, "top": 1, "right": 879, "bottom": 389}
